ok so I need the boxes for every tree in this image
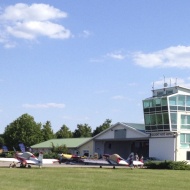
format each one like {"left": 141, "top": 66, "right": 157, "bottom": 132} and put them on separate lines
{"left": 92, "top": 119, "right": 112, "bottom": 136}
{"left": 55, "top": 124, "right": 73, "bottom": 138}
{"left": 41, "top": 121, "right": 55, "bottom": 141}
{"left": 0, "top": 137, "right": 4, "bottom": 148}
{"left": 3, "top": 114, "right": 43, "bottom": 150}
{"left": 73, "top": 124, "right": 92, "bottom": 138}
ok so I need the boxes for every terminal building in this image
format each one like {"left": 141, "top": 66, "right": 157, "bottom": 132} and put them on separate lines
{"left": 32, "top": 84, "right": 190, "bottom": 162}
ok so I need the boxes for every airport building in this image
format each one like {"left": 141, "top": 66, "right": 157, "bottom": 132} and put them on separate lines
{"left": 31, "top": 84, "right": 190, "bottom": 162}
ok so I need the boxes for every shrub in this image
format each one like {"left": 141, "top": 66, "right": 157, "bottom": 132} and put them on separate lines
{"left": 144, "top": 160, "right": 190, "bottom": 170}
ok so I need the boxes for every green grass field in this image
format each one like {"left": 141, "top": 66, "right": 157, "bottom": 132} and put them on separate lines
{"left": 0, "top": 166, "right": 189, "bottom": 190}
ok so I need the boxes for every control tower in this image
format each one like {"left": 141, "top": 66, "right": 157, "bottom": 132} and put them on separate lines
{"left": 142, "top": 84, "right": 190, "bottom": 161}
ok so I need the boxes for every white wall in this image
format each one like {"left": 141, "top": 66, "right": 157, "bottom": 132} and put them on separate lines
{"left": 149, "top": 137, "right": 175, "bottom": 161}
{"left": 78, "top": 140, "right": 94, "bottom": 157}
{"left": 95, "top": 123, "right": 148, "bottom": 140}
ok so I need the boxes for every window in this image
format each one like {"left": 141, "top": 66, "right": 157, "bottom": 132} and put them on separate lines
{"left": 143, "top": 100, "right": 150, "bottom": 108}
{"left": 163, "top": 113, "right": 169, "bottom": 124}
{"left": 114, "top": 129, "right": 126, "bottom": 138}
{"left": 169, "top": 96, "right": 177, "bottom": 106}
{"left": 178, "top": 95, "right": 185, "bottom": 106}
{"left": 166, "top": 90, "right": 173, "bottom": 95}
{"left": 150, "top": 114, "right": 156, "bottom": 125}
{"left": 157, "top": 91, "right": 163, "bottom": 96}
{"left": 144, "top": 114, "right": 151, "bottom": 125}
{"left": 180, "top": 134, "right": 190, "bottom": 148}
{"left": 181, "top": 115, "right": 186, "bottom": 124}
{"left": 187, "top": 152, "right": 190, "bottom": 160}
{"left": 186, "top": 96, "right": 190, "bottom": 106}
{"left": 181, "top": 115, "right": 190, "bottom": 129}
{"left": 156, "top": 114, "right": 162, "bottom": 125}
{"left": 155, "top": 98, "right": 161, "bottom": 106}
{"left": 170, "top": 113, "right": 177, "bottom": 124}
{"left": 161, "top": 97, "right": 167, "bottom": 106}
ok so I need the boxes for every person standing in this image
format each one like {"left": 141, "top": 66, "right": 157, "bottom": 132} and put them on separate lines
{"left": 135, "top": 153, "right": 139, "bottom": 161}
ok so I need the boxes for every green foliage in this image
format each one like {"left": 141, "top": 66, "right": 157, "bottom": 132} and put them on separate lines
{"left": 92, "top": 119, "right": 112, "bottom": 136}
{"left": 41, "top": 121, "right": 55, "bottom": 141}
{"left": 0, "top": 137, "right": 5, "bottom": 146}
{"left": 144, "top": 160, "right": 190, "bottom": 170}
{"left": 51, "top": 142, "right": 68, "bottom": 154}
{"left": 42, "top": 152, "right": 59, "bottom": 159}
{"left": 0, "top": 151, "right": 14, "bottom": 158}
{"left": 55, "top": 124, "right": 73, "bottom": 138}
{"left": 3, "top": 113, "right": 43, "bottom": 149}
{"left": 73, "top": 123, "right": 92, "bottom": 137}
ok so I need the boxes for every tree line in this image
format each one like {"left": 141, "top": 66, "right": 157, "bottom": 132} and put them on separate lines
{"left": 0, "top": 113, "right": 112, "bottom": 150}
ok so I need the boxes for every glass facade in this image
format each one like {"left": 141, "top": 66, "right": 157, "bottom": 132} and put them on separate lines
{"left": 143, "top": 94, "right": 190, "bottom": 133}
{"left": 143, "top": 97, "right": 169, "bottom": 132}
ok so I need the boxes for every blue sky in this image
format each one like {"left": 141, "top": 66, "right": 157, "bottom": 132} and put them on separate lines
{"left": 1, "top": 0, "right": 190, "bottom": 133}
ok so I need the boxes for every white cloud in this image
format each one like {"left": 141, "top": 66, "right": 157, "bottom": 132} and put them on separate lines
{"left": 107, "top": 51, "right": 125, "bottom": 60}
{"left": 79, "top": 30, "right": 92, "bottom": 38}
{"left": 22, "top": 103, "right": 65, "bottom": 109}
{"left": 0, "top": 3, "right": 71, "bottom": 47}
{"left": 133, "top": 46, "right": 190, "bottom": 68}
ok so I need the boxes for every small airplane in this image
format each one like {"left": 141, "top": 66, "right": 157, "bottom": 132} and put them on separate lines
{"left": 0, "top": 144, "right": 58, "bottom": 168}
{"left": 80, "top": 153, "right": 130, "bottom": 169}
{"left": 58, "top": 153, "right": 81, "bottom": 164}
{"left": 80, "top": 152, "right": 144, "bottom": 169}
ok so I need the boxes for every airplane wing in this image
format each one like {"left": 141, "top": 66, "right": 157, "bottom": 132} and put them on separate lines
{"left": 42, "top": 159, "right": 59, "bottom": 164}
{"left": 81, "top": 154, "right": 129, "bottom": 168}
{"left": 25, "top": 159, "right": 59, "bottom": 165}
{"left": 133, "top": 160, "right": 144, "bottom": 166}
{"left": 0, "top": 158, "right": 19, "bottom": 162}
{"left": 81, "top": 159, "right": 110, "bottom": 165}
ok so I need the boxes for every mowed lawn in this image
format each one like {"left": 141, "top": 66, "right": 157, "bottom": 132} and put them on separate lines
{"left": 0, "top": 166, "right": 190, "bottom": 190}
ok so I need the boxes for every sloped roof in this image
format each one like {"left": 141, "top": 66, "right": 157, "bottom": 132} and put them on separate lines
{"left": 92, "top": 122, "right": 147, "bottom": 139}
{"left": 31, "top": 137, "right": 91, "bottom": 149}
{"left": 122, "top": 122, "right": 145, "bottom": 133}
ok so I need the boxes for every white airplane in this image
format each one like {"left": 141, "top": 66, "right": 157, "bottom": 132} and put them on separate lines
{"left": 0, "top": 151, "right": 59, "bottom": 168}
{"left": 80, "top": 152, "right": 144, "bottom": 169}
{"left": 81, "top": 153, "right": 130, "bottom": 169}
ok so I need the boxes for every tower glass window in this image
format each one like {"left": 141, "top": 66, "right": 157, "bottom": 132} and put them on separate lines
{"left": 169, "top": 96, "right": 177, "bottom": 105}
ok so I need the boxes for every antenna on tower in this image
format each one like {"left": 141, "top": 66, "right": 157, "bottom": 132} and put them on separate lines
{"left": 175, "top": 78, "right": 177, "bottom": 86}
{"left": 152, "top": 82, "right": 154, "bottom": 90}
{"left": 163, "top": 75, "right": 168, "bottom": 88}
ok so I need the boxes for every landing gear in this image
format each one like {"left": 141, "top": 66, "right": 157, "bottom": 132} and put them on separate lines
{"left": 20, "top": 163, "right": 27, "bottom": 168}
{"left": 9, "top": 162, "right": 16, "bottom": 168}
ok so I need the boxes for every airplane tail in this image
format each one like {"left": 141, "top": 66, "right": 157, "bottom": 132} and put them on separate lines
{"left": 109, "top": 154, "right": 129, "bottom": 165}
{"left": 18, "top": 143, "right": 26, "bottom": 153}
{"left": 38, "top": 152, "right": 43, "bottom": 168}
{"left": 2, "top": 145, "right": 8, "bottom": 153}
